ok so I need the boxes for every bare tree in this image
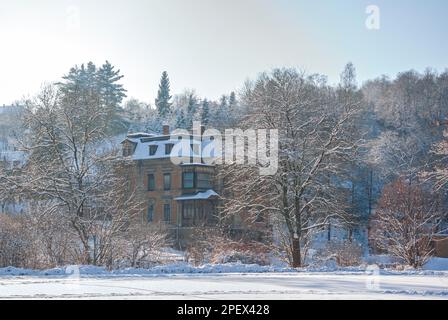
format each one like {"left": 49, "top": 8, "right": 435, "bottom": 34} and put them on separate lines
{"left": 220, "top": 67, "right": 362, "bottom": 267}
{"left": 115, "top": 223, "right": 171, "bottom": 268}
{"left": 0, "top": 84, "right": 153, "bottom": 266}
{"left": 370, "top": 178, "right": 441, "bottom": 268}
{"left": 0, "top": 214, "right": 34, "bottom": 268}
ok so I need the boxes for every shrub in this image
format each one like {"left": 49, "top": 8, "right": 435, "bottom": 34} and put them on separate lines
{"left": 313, "top": 241, "right": 363, "bottom": 267}
{"left": 0, "top": 214, "right": 36, "bottom": 268}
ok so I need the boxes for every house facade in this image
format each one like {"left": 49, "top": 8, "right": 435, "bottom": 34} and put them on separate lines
{"left": 121, "top": 125, "right": 221, "bottom": 247}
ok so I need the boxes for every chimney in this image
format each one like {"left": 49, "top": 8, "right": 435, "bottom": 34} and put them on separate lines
{"left": 162, "top": 124, "right": 170, "bottom": 135}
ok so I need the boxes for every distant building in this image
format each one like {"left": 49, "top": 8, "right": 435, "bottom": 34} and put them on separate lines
{"left": 121, "top": 125, "right": 222, "bottom": 247}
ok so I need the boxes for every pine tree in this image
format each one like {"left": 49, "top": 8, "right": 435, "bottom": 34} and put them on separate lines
{"left": 61, "top": 61, "right": 126, "bottom": 106}
{"left": 175, "top": 109, "right": 187, "bottom": 129}
{"left": 201, "top": 99, "right": 210, "bottom": 126}
{"left": 229, "top": 91, "right": 237, "bottom": 107}
{"left": 186, "top": 93, "right": 198, "bottom": 129}
{"left": 210, "top": 95, "right": 230, "bottom": 129}
{"left": 155, "top": 71, "right": 172, "bottom": 118}
{"left": 60, "top": 64, "right": 87, "bottom": 94}
{"left": 97, "top": 60, "right": 127, "bottom": 110}
{"left": 58, "top": 61, "right": 127, "bottom": 135}
{"left": 86, "top": 62, "right": 97, "bottom": 90}
{"left": 187, "top": 93, "right": 197, "bottom": 116}
{"left": 220, "top": 95, "right": 228, "bottom": 109}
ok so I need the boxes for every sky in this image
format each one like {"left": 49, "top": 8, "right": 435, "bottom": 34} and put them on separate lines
{"left": 0, "top": 0, "right": 447, "bottom": 105}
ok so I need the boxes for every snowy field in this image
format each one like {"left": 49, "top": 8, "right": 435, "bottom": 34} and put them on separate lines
{"left": 1, "top": 269, "right": 448, "bottom": 299}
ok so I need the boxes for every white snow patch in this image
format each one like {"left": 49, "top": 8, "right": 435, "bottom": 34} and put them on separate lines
{"left": 174, "top": 189, "right": 219, "bottom": 201}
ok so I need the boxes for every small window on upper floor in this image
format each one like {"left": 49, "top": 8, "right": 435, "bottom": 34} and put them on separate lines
{"left": 163, "top": 203, "right": 171, "bottom": 222}
{"left": 147, "top": 174, "right": 155, "bottom": 191}
{"left": 149, "top": 145, "right": 158, "bottom": 156}
{"left": 123, "top": 147, "right": 130, "bottom": 157}
{"left": 163, "top": 173, "right": 171, "bottom": 191}
{"left": 123, "top": 144, "right": 133, "bottom": 157}
{"left": 183, "top": 172, "right": 194, "bottom": 189}
{"left": 165, "top": 143, "right": 174, "bottom": 155}
{"left": 197, "top": 173, "right": 212, "bottom": 189}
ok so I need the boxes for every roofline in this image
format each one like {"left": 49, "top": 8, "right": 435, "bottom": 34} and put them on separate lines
{"left": 140, "top": 134, "right": 216, "bottom": 143}
{"left": 180, "top": 163, "right": 215, "bottom": 167}
{"left": 120, "top": 138, "right": 138, "bottom": 144}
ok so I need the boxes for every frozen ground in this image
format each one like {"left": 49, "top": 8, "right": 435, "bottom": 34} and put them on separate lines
{"left": 1, "top": 258, "right": 447, "bottom": 299}
{"left": 0, "top": 271, "right": 447, "bottom": 299}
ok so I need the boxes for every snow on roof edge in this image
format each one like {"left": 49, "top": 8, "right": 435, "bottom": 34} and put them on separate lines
{"left": 174, "top": 189, "right": 219, "bottom": 201}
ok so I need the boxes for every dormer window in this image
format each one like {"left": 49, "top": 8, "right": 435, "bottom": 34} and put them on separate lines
{"left": 122, "top": 141, "right": 135, "bottom": 157}
{"left": 149, "top": 145, "right": 158, "bottom": 156}
{"left": 165, "top": 143, "right": 174, "bottom": 155}
{"left": 123, "top": 146, "right": 132, "bottom": 157}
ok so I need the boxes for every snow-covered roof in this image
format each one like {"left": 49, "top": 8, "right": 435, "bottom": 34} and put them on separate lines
{"left": 125, "top": 133, "right": 219, "bottom": 162}
{"left": 180, "top": 163, "right": 215, "bottom": 167}
{"left": 126, "top": 132, "right": 155, "bottom": 139}
{"left": 174, "top": 189, "right": 219, "bottom": 201}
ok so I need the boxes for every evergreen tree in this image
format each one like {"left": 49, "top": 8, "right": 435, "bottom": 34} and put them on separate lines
{"left": 59, "top": 64, "right": 87, "bottom": 94}
{"left": 229, "top": 91, "right": 237, "bottom": 107}
{"left": 228, "top": 91, "right": 238, "bottom": 124}
{"left": 220, "top": 95, "right": 228, "bottom": 109}
{"left": 58, "top": 61, "right": 127, "bottom": 134}
{"left": 175, "top": 109, "right": 187, "bottom": 129}
{"left": 60, "top": 61, "right": 126, "bottom": 106}
{"left": 201, "top": 98, "right": 210, "bottom": 126}
{"left": 186, "top": 93, "right": 198, "bottom": 129}
{"left": 97, "top": 60, "right": 127, "bottom": 110}
{"left": 155, "top": 71, "right": 172, "bottom": 118}
{"left": 210, "top": 95, "right": 230, "bottom": 129}
{"left": 187, "top": 93, "right": 197, "bottom": 116}
{"left": 86, "top": 62, "right": 97, "bottom": 90}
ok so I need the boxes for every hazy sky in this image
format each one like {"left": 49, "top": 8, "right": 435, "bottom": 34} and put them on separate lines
{"left": 0, "top": 0, "right": 447, "bottom": 105}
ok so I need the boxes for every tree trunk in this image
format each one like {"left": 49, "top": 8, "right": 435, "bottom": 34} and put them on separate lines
{"left": 291, "top": 237, "right": 301, "bottom": 268}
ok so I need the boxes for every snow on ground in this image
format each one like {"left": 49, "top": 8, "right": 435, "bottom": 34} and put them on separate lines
{"left": 0, "top": 272, "right": 447, "bottom": 300}
{"left": 1, "top": 257, "right": 448, "bottom": 278}
{"left": 0, "top": 260, "right": 447, "bottom": 299}
{"left": 0, "top": 263, "right": 297, "bottom": 277}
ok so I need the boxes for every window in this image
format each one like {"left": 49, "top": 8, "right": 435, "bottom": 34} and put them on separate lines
{"left": 149, "top": 145, "right": 158, "bottom": 156}
{"left": 147, "top": 174, "right": 155, "bottom": 191}
{"left": 197, "top": 173, "right": 212, "bottom": 189}
{"left": 182, "top": 203, "right": 194, "bottom": 219}
{"left": 163, "top": 173, "right": 171, "bottom": 190}
{"left": 163, "top": 203, "right": 171, "bottom": 222}
{"left": 183, "top": 172, "right": 194, "bottom": 189}
{"left": 147, "top": 203, "right": 154, "bottom": 222}
{"left": 123, "top": 145, "right": 133, "bottom": 157}
{"left": 165, "top": 143, "right": 174, "bottom": 155}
